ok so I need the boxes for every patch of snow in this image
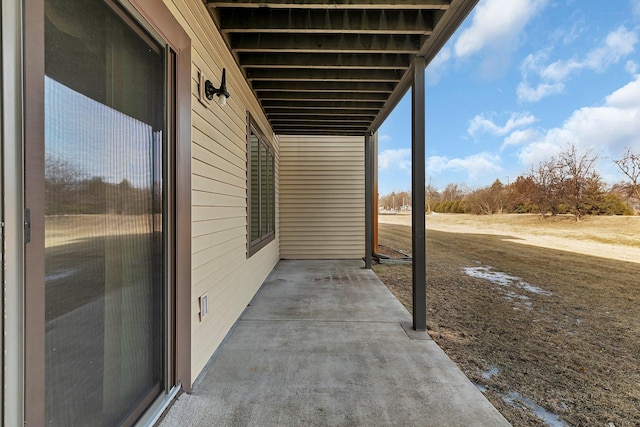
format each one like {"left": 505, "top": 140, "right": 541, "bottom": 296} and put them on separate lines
{"left": 504, "top": 291, "right": 533, "bottom": 309}
{"left": 463, "top": 266, "right": 552, "bottom": 296}
{"left": 464, "top": 266, "right": 517, "bottom": 286}
{"left": 473, "top": 383, "right": 488, "bottom": 393}
{"left": 518, "top": 282, "right": 552, "bottom": 296}
{"left": 501, "top": 391, "right": 569, "bottom": 427}
{"left": 482, "top": 367, "right": 500, "bottom": 379}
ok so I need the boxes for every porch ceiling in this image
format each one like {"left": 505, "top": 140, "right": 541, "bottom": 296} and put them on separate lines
{"left": 205, "top": 0, "right": 478, "bottom": 136}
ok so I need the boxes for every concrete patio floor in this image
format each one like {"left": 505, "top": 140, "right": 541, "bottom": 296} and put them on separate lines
{"left": 158, "top": 259, "right": 511, "bottom": 426}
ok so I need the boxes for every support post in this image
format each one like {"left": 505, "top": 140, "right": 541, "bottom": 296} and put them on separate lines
{"left": 364, "top": 133, "right": 373, "bottom": 269}
{"left": 372, "top": 132, "right": 379, "bottom": 253}
{"left": 412, "top": 57, "right": 426, "bottom": 331}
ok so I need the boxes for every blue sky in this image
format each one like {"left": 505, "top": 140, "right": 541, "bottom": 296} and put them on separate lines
{"left": 378, "top": 0, "right": 640, "bottom": 195}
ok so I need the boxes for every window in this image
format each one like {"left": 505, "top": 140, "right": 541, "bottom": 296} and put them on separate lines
{"left": 247, "top": 114, "right": 275, "bottom": 256}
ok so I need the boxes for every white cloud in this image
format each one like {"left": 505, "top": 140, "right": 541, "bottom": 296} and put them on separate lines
{"left": 632, "top": 0, "right": 640, "bottom": 18}
{"left": 626, "top": 60, "right": 639, "bottom": 75}
{"left": 427, "top": 152, "right": 502, "bottom": 179}
{"left": 453, "top": 0, "right": 547, "bottom": 78}
{"left": 426, "top": 46, "right": 451, "bottom": 85}
{"left": 454, "top": 0, "right": 547, "bottom": 57}
{"left": 540, "top": 59, "right": 582, "bottom": 81}
{"left": 517, "top": 81, "right": 565, "bottom": 102}
{"left": 518, "top": 75, "right": 640, "bottom": 166}
{"left": 551, "top": 21, "right": 585, "bottom": 46}
{"left": 518, "top": 140, "right": 564, "bottom": 166}
{"left": 502, "top": 129, "right": 539, "bottom": 149}
{"left": 378, "top": 149, "right": 411, "bottom": 171}
{"left": 584, "top": 27, "right": 638, "bottom": 71}
{"left": 468, "top": 112, "right": 537, "bottom": 137}
{"left": 378, "top": 134, "right": 393, "bottom": 144}
{"left": 518, "top": 27, "right": 639, "bottom": 102}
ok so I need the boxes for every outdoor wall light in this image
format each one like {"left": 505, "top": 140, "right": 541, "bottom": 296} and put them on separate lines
{"left": 204, "top": 68, "right": 230, "bottom": 107}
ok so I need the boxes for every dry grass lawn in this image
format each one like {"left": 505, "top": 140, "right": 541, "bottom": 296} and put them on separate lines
{"left": 373, "top": 213, "right": 640, "bottom": 427}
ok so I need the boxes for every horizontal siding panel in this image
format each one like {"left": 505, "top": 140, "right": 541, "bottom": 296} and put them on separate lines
{"left": 192, "top": 245, "right": 246, "bottom": 296}
{"left": 280, "top": 194, "right": 364, "bottom": 207}
{"left": 281, "top": 237, "right": 363, "bottom": 244}
{"left": 276, "top": 205, "right": 364, "bottom": 211}
{"left": 192, "top": 217, "right": 246, "bottom": 236}
{"left": 192, "top": 113, "right": 246, "bottom": 166}
{"left": 280, "top": 180, "right": 364, "bottom": 187}
{"left": 192, "top": 190, "right": 245, "bottom": 208}
{"left": 192, "top": 158, "right": 245, "bottom": 189}
{"left": 281, "top": 169, "right": 364, "bottom": 175}
{"left": 280, "top": 135, "right": 364, "bottom": 259}
{"left": 278, "top": 212, "right": 364, "bottom": 219}
{"left": 281, "top": 247, "right": 361, "bottom": 252}
{"left": 192, "top": 174, "right": 244, "bottom": 197}
{"left": 191, "top": 237, "right": 246, "bottom": 274}
{"left": 192, "top": 227, "right": 246, "bottom": 253}
{"left": 280, "top": 191, "right": 364, "bottom": 196}
{"left": 192, "top": 206, "right": 245, "bottom": 222}
{"left": 192, "top": 141, "right": 245, "bottom": 178}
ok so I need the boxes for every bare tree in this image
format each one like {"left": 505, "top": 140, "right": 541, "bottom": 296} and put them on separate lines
{"left": 614, "top": 147, "right": 640, "bottom": 211}
{"left": 558, "top": 144, "right": 600, "bottom": 221}
{"left": 465, "top": 179, "right": 510, "bottom": 215}
{"left": 510, "top": 175, "right": 538, "bottom": 213}
{"left": 441, "top": 183, "right": 463, "bottom": 202}
{"left": 425, "top": 177, "right": 440, "bottom": 212}
{"left": 528, "top": 158, "right": 565, "bottom": 218}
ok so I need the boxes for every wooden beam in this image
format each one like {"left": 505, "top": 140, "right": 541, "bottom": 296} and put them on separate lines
{"left": 257, "top": 91, "right": 388, "bottom": 102}
{"left": 273, "top": 122, "right": 370, "bottom": 129}
{"left": 240, "top": 53, "right": 411, "bottom": 69}
{"left": 265, "top": 108, "right": 378, "bottom": 116}
{"left": 261, "top": 99, "right": 385, "bottom": 109}
{"left": 252, "top": 80, "right": 395, "bottom": 93}
{"left": 208, "top": 0, "right": 450, "bottom": 10}
{"left": 269, "top": 117, "right": 372, "bottom": 124}
{"left": 219, "top": 9, "right": 433, "bottom": 35}
{"left": 230, "top": 33, "right": 422, "bottom": 54}
{"left": 247, "top": 68, "right": 402, "bottom": 82}
{"left": 274, "top": 129, "right": 368, "bottom": 136}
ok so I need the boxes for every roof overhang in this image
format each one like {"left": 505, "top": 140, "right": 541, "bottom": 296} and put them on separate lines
{"left": 205, "top": 0, "right": 478, "bottom": 136}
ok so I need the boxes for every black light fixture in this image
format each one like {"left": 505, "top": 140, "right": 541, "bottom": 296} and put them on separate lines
{"left": 204, "top": 68, "right": 230, "bottom": 107}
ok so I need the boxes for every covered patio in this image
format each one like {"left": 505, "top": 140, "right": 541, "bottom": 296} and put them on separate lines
{"left": 200, "top": 0, "right": 481, "bottom": 331}
{"left": 159, "top": 260, "right": 510, "bottom": 426}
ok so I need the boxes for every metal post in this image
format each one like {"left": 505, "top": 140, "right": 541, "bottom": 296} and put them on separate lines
{"left": 372, "top": 131, "right": 379, "bottom": 253}
{"left": 364, "top": 133, "right": 373, "bottom": 269}
{"left": 412, "top": 57, "right": 426, "bottom": 331}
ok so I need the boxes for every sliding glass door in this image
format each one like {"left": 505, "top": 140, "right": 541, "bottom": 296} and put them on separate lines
{"left": 35, "top": 0, "right": 168, "bottom": 424}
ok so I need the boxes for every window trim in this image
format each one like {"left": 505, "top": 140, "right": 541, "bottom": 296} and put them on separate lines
{"left": 246, "top": 112, "right": 275, "bottom": 257}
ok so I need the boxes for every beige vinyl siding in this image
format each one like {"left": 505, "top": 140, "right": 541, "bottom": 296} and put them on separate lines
{"left": 164, "top": 0, "right": 280, "bottom": 382}
{"left": 279, "top": 135, "right": 365, "bottom": 259}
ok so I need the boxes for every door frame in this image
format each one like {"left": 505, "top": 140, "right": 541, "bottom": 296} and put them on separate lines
{"left": 22, "top": 0, "right": 191, "bottom": 424}
{"left": 2, "top": 0, "right": 26, "bottom": 424}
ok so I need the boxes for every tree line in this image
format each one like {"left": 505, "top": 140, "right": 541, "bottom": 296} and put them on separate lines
{"left": 45, "top": 156, "right": 159, "bottom": 215}
{"left": 381, "top": 145, "right": 640, "bottom": 220}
